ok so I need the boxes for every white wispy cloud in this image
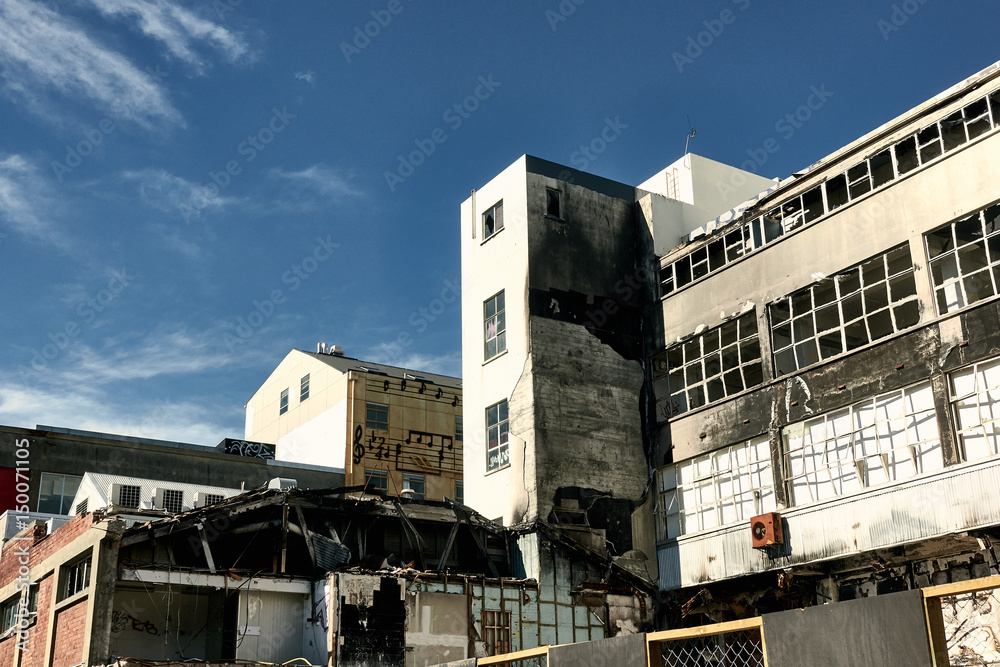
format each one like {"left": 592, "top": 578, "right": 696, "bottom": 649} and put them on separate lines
{"left": 364, "top": 349, "right": 462, "bottom": 378}
{"left": 0, "top": 0, "right": 182, "bottom": 128}
{"left": 269, "top": 164, "right": 360, "bottom": 201}
{"left": 0, "top": 153, "right": 67, "bottom": 248}
{"left": 90, "top": 0, "right": 251, "bottom": 74}
{"left": 0, "top": 383, "right": 235, "bottom": 445}
{"left": 121, "top": 168, "right": 244, "bottom": 220}
{"left": 5, "top": 324, "right": 259, "bottom": 443}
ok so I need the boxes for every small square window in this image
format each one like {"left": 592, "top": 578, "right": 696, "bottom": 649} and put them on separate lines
{"left": 366, "top": 402, "right": 389, "bottom": 431}
{"left": 546, "top": 188, "right": 562, "bottom": 218}
{"left": 403, "top": 474, "right": 425, "bottom": 500}
{"left": 279, "top": 388, "right": 289, "bottom": 415}
{"left": 300, "top": 374, "right": 310, "bottom": 402}
{"left": 364, "top": 468, "right": 388, "bottom": 493}
{"left": 483, "top": 200, "right": 504, "bottom": 240}
{"left": 484, "top": 291, "right": 507, "bottom": 361}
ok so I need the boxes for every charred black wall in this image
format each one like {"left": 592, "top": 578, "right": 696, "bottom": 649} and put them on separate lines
{"left": 339, "top": 578, "right": 407, "bottom": 667}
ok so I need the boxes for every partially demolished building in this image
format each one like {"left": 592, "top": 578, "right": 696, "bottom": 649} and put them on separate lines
{"left": 0, "top": 487, "right": 655, "bottom": 666}
{"left": 461, "top": 56, "right": 1000, "bottom": 647}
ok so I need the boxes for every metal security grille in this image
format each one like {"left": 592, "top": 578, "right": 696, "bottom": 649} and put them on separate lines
{"left": 118, "top": 484, "right": 141, "bottom": 508}
{"left": 658, "top": 628, "right": 765, "bottom": 667}
{"left": 162, "top": 488, "right": 183, "bottom": 513}
{"left": 941, "top": 587, "right": 1000, "bottom": 665}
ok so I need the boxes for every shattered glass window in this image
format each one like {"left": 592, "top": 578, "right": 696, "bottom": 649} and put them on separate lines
{"left": 486, "top": 400, "right": 509, "bottom": 472}
{"left": 927, "top": 204, "right": 1000, "bottom": 315}
{"left": 484, "top": 291, "right": 506, "bottom": 361}
{"left": 784, "top": 382, "right": 941, "bottom": 505}
{"left": 769, "top": 243, "right": 919, "bottom": 377}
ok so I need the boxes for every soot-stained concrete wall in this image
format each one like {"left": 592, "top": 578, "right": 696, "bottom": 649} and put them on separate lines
{"left": 522, "top": 170, "right": 654, "bottom": 525}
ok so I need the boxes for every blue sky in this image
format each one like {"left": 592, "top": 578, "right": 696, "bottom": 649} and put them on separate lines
{"left": 0, "top": 0, "right": 997, "bottom": 445}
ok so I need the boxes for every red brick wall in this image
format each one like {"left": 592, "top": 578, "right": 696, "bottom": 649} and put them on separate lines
{"left": 52, "top": 597, "right": 88, "bottom": 667}
{"left": 0, "top": 513, "right": 104, "bottom": 667}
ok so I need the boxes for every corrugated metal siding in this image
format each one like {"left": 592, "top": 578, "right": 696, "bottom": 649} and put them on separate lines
{"left": 236, "top": 590, "right": 306, "bottom": 662}
{"left": 659, "top": 458, "right": 1000, "bottom": 590}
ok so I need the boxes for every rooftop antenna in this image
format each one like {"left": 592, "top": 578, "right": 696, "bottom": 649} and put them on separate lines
{"left": 684, "top": 115, "right": 697, "bottom": 155}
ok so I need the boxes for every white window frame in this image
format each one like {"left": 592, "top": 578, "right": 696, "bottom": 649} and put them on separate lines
{"left": 482, "top": 200, "right": 504, "bottom": 240}
{"left": 950, "top": 356, "right": 1000, "bottom": 463}
{"left": 279, "top": 388, "right": 289, "bottom": 415}
{"left": 926, "top": 202, "right": 1000, "bottom": 315}
{"left": 484, "top": 291, "right": 506, "bottom": 361}
{"left": 486, "top": 400, "right": 510, "bottom": 472}
{"left": 784, "top": 381, "right": 942, "bottom": 506}
{"left": 61, "top": 554, "right": 92, "bottom": 600}
{"left": 300, "top": 373, "right": 310, "bottom": 402}
{"left": 656, "top": 436, "right": 775, "bottom": 541}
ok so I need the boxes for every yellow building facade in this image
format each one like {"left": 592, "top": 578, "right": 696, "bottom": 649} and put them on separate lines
{"left": 244, "top": 347, "right": 463, "bottom": 502}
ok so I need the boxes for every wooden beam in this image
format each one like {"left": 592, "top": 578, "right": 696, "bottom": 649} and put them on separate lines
{"left": 646, "top": 616, "right": 763, "bottom": 643}
{"left": 197, "top": 523, "right": 216, "bottom": 573}
{"left": 437, "top": 520, "right": 460, "bottom": 569}
{"left": 921, "top": 573, "right": 1000, "bottom": 598}
{"left": 293, "top": 504, "right": 317, "bottom": 569}
{"left": 477, "top": 645, "right": 551, "bottom": 665}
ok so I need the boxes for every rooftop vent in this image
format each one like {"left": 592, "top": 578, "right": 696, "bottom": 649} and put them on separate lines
{"left": 316, "top": 343, "right": 344, "bottom": 356}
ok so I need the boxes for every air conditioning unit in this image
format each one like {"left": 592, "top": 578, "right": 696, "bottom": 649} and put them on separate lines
{"left": 153, "top": 488, "right": 185, "bottom": 513}
{"left": 193, "top": 492, "right": 226, "bottom": 508}
{"left": 109, "top": 483, "right": 142, "bottom": 509}
{"left": 751, "top": 512, "right": 784, "bottom": 549}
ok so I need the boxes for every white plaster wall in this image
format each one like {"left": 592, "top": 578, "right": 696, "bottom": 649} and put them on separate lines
{"left": 461, "top": 156, "right": 529, "bottom": 524}
{"left": 276, "top": 398, "right": 347, "bottom": 466}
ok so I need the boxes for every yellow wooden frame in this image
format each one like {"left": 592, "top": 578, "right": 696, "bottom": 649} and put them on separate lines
{"left": 646, "top": 617, "right": 768, "bottom": 667}
{"left": 921, "top": 574, "right": 1000, "bottom": 667}
{"left": 477, "top": 645, "right": 552, "bottom": 665}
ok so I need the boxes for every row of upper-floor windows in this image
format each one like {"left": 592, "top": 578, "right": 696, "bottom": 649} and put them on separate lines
{"left": 657, "top": 357, "right": 1000, "bottom": 540}
{"left": 659, "top": 89, "right": 1000, "bottom": 296}
{"left": 655, "top": 201, "right": 1000, "bottom": 419}
{"left": 480, "top": 189, "right": 563, "bottom": 242}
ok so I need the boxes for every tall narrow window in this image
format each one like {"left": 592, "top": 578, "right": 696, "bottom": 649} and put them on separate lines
{"left": 366, "top": 402, "right": 389, "bottom": 431}
{"left": 483, "top": 200, "right": 504, "bottom": 240}
{"left": 455, "top": 480, "right": 464, "bottom": 504}
{"left": 455, "top": 415, "right": 463, "bottom": 441}
{"left": 279, "top": 388, "right": 289, "bottom": 415}
{"left": 950, "top": 357, "right": 1000, "bottom": 462}
{"left": 61, "top": 555, "right": 92, "bottom": 600}
{"left": 546, "top": 188, "right": 562, "bottom": 218}
{"left": 484, "top": 291, "right": 506, "bottom": 361}
{"left": 300, "top": 374, "right": 310, "bottom": 401}
{"left": 486, "top": 400, "right": 509, "bottom": 472}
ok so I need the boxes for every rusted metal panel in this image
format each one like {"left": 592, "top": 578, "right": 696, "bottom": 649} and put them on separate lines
{"left": 659, "top": 457, "right": 1000, "bottom": 590}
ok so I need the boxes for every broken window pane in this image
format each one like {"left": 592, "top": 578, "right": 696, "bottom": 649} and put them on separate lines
{"left": 791, "top": 291, "right": 813, "bottom": 318}
{"left": 940, "top": 111, "right": 967, "bottom": 152}
{"left": 885, "top": 245, "right": 912, "bottom": 276}
{"left": 991, "top": 91, "right": 1000, "bottom": 129}
{"left": 825, "top": 174, "right": 849, "bottom": 211}
{"left": 864, "top": 283, "right": 889, "bottom": 311}
{"left": 841, "top": 293, "right": 864, "bottom": 322}
{"left": 691, "top": 247, "right": 709, "bottom": 280}
{"left": 725, "top": 229, "right": 744, "bottom": 262}
{"left": 926, "top": 226, "right": 954, "bottom": 258}
{"left": 722, "top": 371, "right": 742, "bottom": 395}
{"left": 743, "top": 363, "right": 763, "bottom": 387}
{"left": 930, "top": 253, "right": 959, "bottom": 286}
{"left": 848, "top": 162, "right": 871, "bottom": 199}
{"left": 675, "top": 256, "right": 692, "bottom": 288}
{"left": 771, "top": 299, "right": 791, "bottom": 324}
{"left": 844, "top": 319, "right": 868, "bottom": 351}
{"left": 707, "top": 378, "right": 725, "bottom": 402}
{"left": 958, "top": 241, "right": 989, "bottom": 274}
{"left": 867, "top": 310, "right": 893, "bottom": 340}
{"left": 720, "top": 320, "right": 739, "bottom": 347}
{"left": 964, "top": 99, "right": 991, "bottom": 140}
{"left": 762, "top": 213, "right": 783, "bottom": 243}
{"left": 782, "top": 196, "right": 804, "bottom": 231}
{"left": 740, "top": 338, "right": 761, "bottom": 362}
{"left": 918, "top": 124, "right": 942, "bottom": 163}
{"left": 963, "top": 271, "right": 994, "bottom": 304}
{"left": 708, "top": 240, "right": 726, "bottom": 272}
{"left": 814, "top": 304, "right": 840, "bottom": 333}
{"left": 814, "top": 280, "right": 837, "bottom": 307}
{"left": 659, "top": 264, "right": 675, "bottom": 295}
{"left": 870, "top": 149, "right": 894, "bottom": 188}
{"left": 794, "top": 340, "right": 818, "bottom": 367}
{"left": 954, "top": 213, "right": 984, "bottom": 246}
{"left": 985, "top": 205, "right": 1000, "bottom": 235}
{"left": 895, "top": 137, "right": 919, "bottom": 175}
{"left": 861, "top": 256, "right": 887, "bottom": 285}
{"left": 987, "top": 234, "right": 1000, "bottom": 264}
{"left": 889, "top": 274, "right": 917, "bottom": 302}
{"left": 838, "top": 268, "right": 861, "bottom": 296}
{"left": 893, "top": 301, "right": 920, "bottom": 329}
{"left": 802, "top": 186, "right": 825, "bottom": 223}
{"left": 774, "top": 348, "right": 797, "bottom": 377}
{"left": 749, "top": 218, "right": 764, "bottom": 250}
{"left": 772, "top": 323, "right": 792, "bottom": 351}
{"left": 792, "top": 316, "right": 814, "bottom": 342}
{"left": 738, "top": 312, "right": 757, "bottom": 337}
{"left": 704, "top": 352, "right": 722, "bottom": 377}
